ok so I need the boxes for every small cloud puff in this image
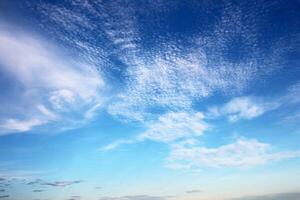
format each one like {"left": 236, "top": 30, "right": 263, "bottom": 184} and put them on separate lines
{"left": 207, "top": 96, "right": 279, "bottom": 122}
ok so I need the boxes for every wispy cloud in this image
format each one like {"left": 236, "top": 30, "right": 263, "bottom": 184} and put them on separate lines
{"left": 31, "top": 0, "right": 290, "bottom": 122}
{"left": 282, "top": 81, "right": 300, "bottom": 105}
{"left": 107, "top": 48, "right": 259, "bottom": 121}
{"left": 104, "top": 0, "right": 290, "bottom": 121}
{"left": 0, "top": 175, "right": 84, "bottom": 198}
{"left": 0, "top": 118, "right": 46, "bottom": 133}
{"left": 100, "top": 139, "right": 137, "bottom": 151}
{"left": 139, "top": 112, "right": 207, "bottom": 143}
{"left": 207, "top": 81, "right": 300, "bottom": 122}
{"left": 167, "top": 138, "right": 300, "bottom": 168}
{"left": 207, "top": 96, "right": 279, "bottom": 122}
{"left": 101, "top": 111, "right": 207, "bottom": 151}
{"left": 0, "top": 26, "right": 105, "bottom": 134}
{"left": 98, "top": 195, "right": 172, "bottom": 200}
{"left": 102, "top": 107, "right": 300, "bottom": 169}
{"left": 41, "top": 180, "right": 83, "bottom": 187}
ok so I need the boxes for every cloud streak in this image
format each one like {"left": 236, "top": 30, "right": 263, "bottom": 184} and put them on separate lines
{"left": 167, "top": 138, "right": 300, "bottom": 168}
{"left": 98, "top": 195, "right": 171, "bottom": 200}
{"left": 0, "top": 26, "right": 104, "bottom": 134}
{"left": 101, "top": 111, "right": 207, "bottom": 151}
{"left": 41, "top": 180, "right": 83, "bottom": 187}
{"left": 230, "top": 192, "right": 300, "bottom": 200}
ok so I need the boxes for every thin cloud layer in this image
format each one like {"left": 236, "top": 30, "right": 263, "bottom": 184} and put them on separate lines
{"left": 167, "top": 138, "right": 300, "bottom": 168}
{"left": 0, "top": 0, "right": 299, "bottom": 199}
{"left": 98, "top": 195, "right": 170, "bottom": 200}
{"left": 41, "top": 180, "right": 83, "bottom": 187}
{"left": 0, "top": 27, "right": 104, "bottom": 134}
{"left": 108, "top": 45, "right": 260, "bottom": 121}
{"left": 101, "top": 111, "right": 207, "bottom": 151}
{"left": 139, "top": 112, "right": 207, "bottom": 142}
{"left": 230, "top": 192, "right": 300, "bottom": 200}
{"left": 29, "top": 0, "right": 295, "bottom": 121}
{"left": 207, "top": 96, "right": 279, "bottom": 122}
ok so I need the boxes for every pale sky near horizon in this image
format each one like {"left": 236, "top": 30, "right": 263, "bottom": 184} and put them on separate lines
{"left": 0, "top": 0, "right": 300, "bottom": 200}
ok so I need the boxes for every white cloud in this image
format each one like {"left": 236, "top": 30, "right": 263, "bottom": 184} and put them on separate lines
{"left": 0, "top": 118, "right": 46, "bottom": 133}
{"left": 108, "top": 50, "right": 258, "bottom": 121}
{"left": 37, "top": 104, "right": 58, "bottom": 120}
{"left": 224, "top": 97, "right": 266, "bottom": 121}
{"left": 32, "top": 1, "right": 287, "bottom": 122}
{"left": 100, "top": 139, "right": 137, "bottom": 151}
{"left": 0, "top": 27, "right": 104, "bottom": 133}
{"left": 101, "top": 112, "right": 207, "bottom": 151}
{"left": 49, "top": 89, "right": 76, "bottom": 110}
{"left": 167, "top": 138, "right": 300, "bottom": 168}
{"left": 139, "top": 112, "right": 208, "bottom": 143}
{"left": 283, "top": 81, "right": 300, "bottom": 104}
{"left": 104, "top": 1, "right": 284, "bottom": 121}
{"left": 207, "top": 97, "right": 278, "bottom": 122}
{"left": 26, "top": 0, "right": 300, "bottom": 175}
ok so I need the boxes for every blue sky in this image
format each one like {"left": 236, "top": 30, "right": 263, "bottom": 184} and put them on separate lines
{"left": 0, "top": 0, "right": 300, "bottom": 200}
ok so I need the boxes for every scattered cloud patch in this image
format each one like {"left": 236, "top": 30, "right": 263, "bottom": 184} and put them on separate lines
{"left": 101, "top": 111, "right": 208, "bottom": 151}
{"left": 27, "top": 179, "right": 43, "bottom": 186}
{"left": 207, "top": 97, "right": 278, "bottom": 122}
{"left": 167, "top": 138, "right": 300, "bottom": 168}
{"left": 41, "top": 180, "right": 83, "bottom": 187}
{"left": 25, "top": 179, "right": 82, "bottom": 188}
{"left": 108, "top": 49, "right": 259, "bottom": 121}
{"left": 139, "top": 112, "right": 207, "bottom": 143}
{"left": 0, "top": 118, "right": 46, "bottom": 133}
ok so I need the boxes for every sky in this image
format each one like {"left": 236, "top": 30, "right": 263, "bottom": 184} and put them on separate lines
{"left": 0, "top": 0, "right": 299, "bottom": 200}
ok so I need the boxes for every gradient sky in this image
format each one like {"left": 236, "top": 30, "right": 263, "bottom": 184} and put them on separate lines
{"left": 0, "top": 0, "right": 300, "bottom": 200}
